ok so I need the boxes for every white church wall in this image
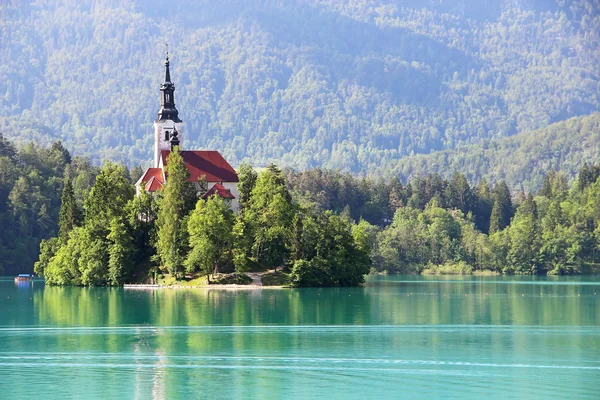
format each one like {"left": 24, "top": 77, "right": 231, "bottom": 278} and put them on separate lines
{"left": 153, "top": 120, "right": 184, "bottom": 167}
{"left": 222, "top": 182, "right": 241, "bottom": 212}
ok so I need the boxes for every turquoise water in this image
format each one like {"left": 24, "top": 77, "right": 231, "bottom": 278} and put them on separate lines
{"left": 0, "top": 275, "right": 599, "bottom": 399}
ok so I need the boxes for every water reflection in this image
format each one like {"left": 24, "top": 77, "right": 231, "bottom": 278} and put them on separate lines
{"left": 0, "top": 276, "right": 598, "bottom": 399}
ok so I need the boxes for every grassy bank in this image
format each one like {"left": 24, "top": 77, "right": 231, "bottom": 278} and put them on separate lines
{"left": 156, "top": 273, "right": 252, "bottom": 286}
{"left": 261, "top": 271, "right": 291, "bottom": 287}
{"left": 420, "top": 262, "right": 498, "bottom": 276}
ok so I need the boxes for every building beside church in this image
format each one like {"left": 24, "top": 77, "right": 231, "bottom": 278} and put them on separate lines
{"left": 136, "top": 54, "right": 240, "bottom": 210}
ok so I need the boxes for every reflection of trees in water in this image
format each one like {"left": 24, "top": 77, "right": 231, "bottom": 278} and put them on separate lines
{"left": 28, "top": 280, "right": 600, "bottom": 397}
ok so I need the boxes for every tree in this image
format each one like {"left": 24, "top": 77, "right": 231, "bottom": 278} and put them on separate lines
{"left": 58, "top": 179, "right": 81, "bottom": 242}
{"left": 506, "top": 194, "right": 542, "bottom": 274}
{"left": 84, "top": 162, "right": 134, "bottom": 229}
{"left": 474, "top": 179, "right": 493, "bottom": 233}
{"left": 107, "top": 218, "right": 135, "bottom": 285}
{"left": 155, "top": 147, "right": 194, "bottom": 277}
{"left": 244, "top": 164, "right": 295, "bottom": 270}
{"left": 125, "top": 189, "right": 158, "bottom": 282}
{"left": 186, "top": 195, "right": 235, "bottom": 282}
{"left": 237, "top": 163, "right": 258, "bottom": 211}
{"left": 446, "top": 172, "right": 473, "bottom": 214}
{"left": 34, "top": 237, "right": 59, "bottom": 277}
{"left": 489, "top": 181, "right": 513, "bottom": 234}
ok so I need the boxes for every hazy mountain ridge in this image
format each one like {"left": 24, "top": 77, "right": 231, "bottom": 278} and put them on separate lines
{"left": 386, "top": 113, "right": 600, "bottom": 191}
{"left": 0, "top": 0, "right": 598, "bottom": 177}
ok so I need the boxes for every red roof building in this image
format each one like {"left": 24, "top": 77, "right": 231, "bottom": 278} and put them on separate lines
{"left": 137, "top": 151, "right": 239, "bottom": 198}
{"left": 203, "top": 183, "right": 236, "bottom": 200}
{"left": 137, "top": 168, "right": 165, "bottom": 192}
{"left": 159, "top": 150, "right": 239, "bottom": 184}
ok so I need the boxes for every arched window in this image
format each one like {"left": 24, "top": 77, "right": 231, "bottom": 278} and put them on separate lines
{"left": 165, "top": 93, "right": 171, "bottom": 103}
{"left": 164, "top": 131, "right": 169, "bottom": 141}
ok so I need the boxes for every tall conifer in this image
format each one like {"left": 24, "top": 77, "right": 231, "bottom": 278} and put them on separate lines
{"left": 58, "top": 179, "right": 81, "bottom": 242}
{"left": 156, "top": 147, "right": 194, "bottom": 277}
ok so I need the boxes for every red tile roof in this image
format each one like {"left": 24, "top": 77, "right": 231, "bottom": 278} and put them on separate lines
{"left": 203, "top": 183, "right": 236, "bottom": 200}
{"left": 136, "top": 168, "right": 165, "bottom": 192}
{"left": 161, "top": 150, "right": 238, "bottom": 183}
{"left": 145, "top": 176, "right": 164, "bottom": 192}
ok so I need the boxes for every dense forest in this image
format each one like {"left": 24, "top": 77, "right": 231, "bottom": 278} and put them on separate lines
{"left": 387, "top": 113, "right": 600, "bottom": 190}
{"left": 3, "top": 135, "right": 600, "bottom": 278}
{"left": 1, "top": 0, "right": 599, "bottom": 185}
{"left": 288, "top": 164, "right": 600, "bottom": 275}
{"left": 0, "top": 134, "right": 98, "bottom": 276}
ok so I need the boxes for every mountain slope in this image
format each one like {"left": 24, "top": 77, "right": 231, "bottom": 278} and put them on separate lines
{"left": 0, "top": 0, "right": 599, "bottom": 172}
{"left": 383, "top": 113, "right": 600, "bottom": 191}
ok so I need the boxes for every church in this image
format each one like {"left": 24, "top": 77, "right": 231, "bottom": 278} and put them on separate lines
{"left": 136, "top": 53, "right": 240, "bottom": 210}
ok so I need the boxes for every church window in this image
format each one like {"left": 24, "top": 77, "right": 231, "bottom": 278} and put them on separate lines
{"left": 166, "top": 93, "right": 171, "bottom": 103}
{"left": 165, "top": 131, "right": 169, "bottom": 141}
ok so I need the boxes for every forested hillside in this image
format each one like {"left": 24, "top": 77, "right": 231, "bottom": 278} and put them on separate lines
{"left": 386, "top": 113, "right": 600, "bottom": 191}
{"left": 0, "top": 134, "right": 98, "bottom": 275}
{"left": 1, "top": 0, "right": 599, "bottom": 175}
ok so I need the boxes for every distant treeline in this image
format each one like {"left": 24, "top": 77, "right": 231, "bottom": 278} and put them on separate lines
{"left": 287, "top": 164, "right": 600, "bottom": 275}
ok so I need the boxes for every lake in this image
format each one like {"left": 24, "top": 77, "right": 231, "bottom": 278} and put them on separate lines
{"left": 0, "top": 275, "right": 599, "bottom": 399}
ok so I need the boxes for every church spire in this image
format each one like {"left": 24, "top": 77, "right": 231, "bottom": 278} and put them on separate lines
{"left": 157, "top": 46, "right": 181, "bottom": 123}
{"left": 164, "top": 44, "right": 171, "bottom": 83}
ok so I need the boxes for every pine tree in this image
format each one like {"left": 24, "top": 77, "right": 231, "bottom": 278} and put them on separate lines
{"left": 156, "top": 147, "right": 194, "bottom": 277}
{"left": 447, "top": 172, "right": 473, "bottom": 214}
{"left": 58, "top": 179, "right": 81, "bottom": 242}
{"left": 388, "top": 176, "right": 405, "bottom": 210}
{"left": 489, "top": 181, "right": 513, "bottom": 234}
{"left": 474, "top": 178, "right": 493, "bottom": 233}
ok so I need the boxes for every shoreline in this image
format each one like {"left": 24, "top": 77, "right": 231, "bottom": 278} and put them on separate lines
{"left": 123, "top": 283, "right": 288, "bottom": 290}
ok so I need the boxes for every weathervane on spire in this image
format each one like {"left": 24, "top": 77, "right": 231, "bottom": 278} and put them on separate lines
{"left": 165, "top": 42, "right": 169, "bottom": 61}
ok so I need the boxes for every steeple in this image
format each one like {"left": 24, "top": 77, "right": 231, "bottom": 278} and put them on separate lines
{"left": 164, "top": 45, "right": 171, "bottom": 83}
{"left": 157, "top": 46, "right": 181, "bottom": 123}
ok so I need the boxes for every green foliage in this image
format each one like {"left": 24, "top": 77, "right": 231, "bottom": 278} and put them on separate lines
{"left": 84, "top": 162, "right": 134, "bottom": 229}
{"left": 291, "top": 258, "right": 333, "bottom": 287}
{"left": 155, "top": 147, "right": 195, "bottom": 277}
{"left": 58, "top": 179, "right": 81, "bottom": 242}
{"left": 14, "top": 132, "right": 600, "bottom": 285}
{"left": 212, "top": 273, "right": 252, "bottom": 285}
{"left": 237, "top": 163, "right": 257, "bottom": 211}
{"left": 421, "top": 261, "right": 474, "bottom": 276}
{"left": 107, "top": 218, "right": 135, "bottom": 286}
{"left": 374, "top": 162, "right": 600, "bottom": 276}
{"left": 34, "top": 237, "right": 59, "bottom": 277}
{"left": 186, "top": 195, "right": 235, "bottom": 281}
{"left": 2, "top": 2, "right": 599, "bottom": 179}
{"left": 290, "top": 210, "right": 371, "bottom": 287}
{"left": 0, "top": 133, "right": 97, "bottom": 275}
{"left": 244, "top": 164, "right": 295, "bottom": 270}
{"left": 391, "top": 114, "right": 600, "bottom": 191}
{"left": 261, "top": 271, "right": 291, "bottom": 286}
{"left": 489, "top": 181, "right": 513, "bottom": 234}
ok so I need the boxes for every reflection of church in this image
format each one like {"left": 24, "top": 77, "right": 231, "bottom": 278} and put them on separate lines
{"left": 136, "top": 53, "right": 239, "bottom": 210}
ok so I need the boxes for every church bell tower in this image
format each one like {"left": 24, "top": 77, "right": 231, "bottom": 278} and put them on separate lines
{"left": 154, "top": 49, "right": 184, "bottom": 167}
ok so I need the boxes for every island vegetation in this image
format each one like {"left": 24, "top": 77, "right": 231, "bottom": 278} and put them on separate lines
{"left": 32, "top": 146, "right": 371, "bottom": 287}
{"left": 2, "top": 134, "right": 600, "bottom": 284}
